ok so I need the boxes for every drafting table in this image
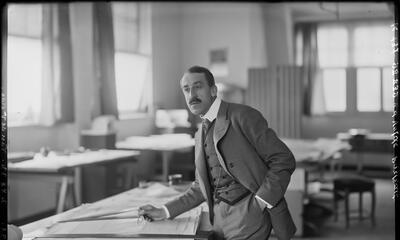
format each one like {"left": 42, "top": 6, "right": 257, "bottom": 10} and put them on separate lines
{"left": 20, "top": 182, "right": 212, "bottom": 240}
{"left": 8, "top": 149, "right": 140, "bottom": 213}
{"left": 116, "top": 134, "right": 195, "bottom": 181}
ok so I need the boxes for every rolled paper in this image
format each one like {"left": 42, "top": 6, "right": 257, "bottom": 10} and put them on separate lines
{"left": 8, "top": 225, "right": 23, "bottom": 240}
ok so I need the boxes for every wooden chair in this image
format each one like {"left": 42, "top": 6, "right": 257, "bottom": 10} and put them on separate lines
{"left": 333, "top": 176, "right": 376, "bottom": 228}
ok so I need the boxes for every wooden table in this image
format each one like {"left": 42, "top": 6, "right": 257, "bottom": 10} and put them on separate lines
{"left": 8, "top": 149, "right": 140, "bottom": 213}
{"left": 282, "top": 138, "right": 352, "bottom": 237}
{"left": 116, "top": 134, "right": 195, "bottom": 181}
{"left": 20, "top": 182, "right": 212, "bottom": 240}
{"left": 337, "top": 132, "right": 392, "bottom": 173}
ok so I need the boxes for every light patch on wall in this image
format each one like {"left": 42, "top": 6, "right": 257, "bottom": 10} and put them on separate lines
{"left": 209, "top": 48, "right": 228, "bottom": 78}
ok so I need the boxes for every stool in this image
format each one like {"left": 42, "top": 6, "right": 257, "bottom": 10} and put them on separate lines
{"left": 333, "top": 177, "right": 375, "bottom": 228}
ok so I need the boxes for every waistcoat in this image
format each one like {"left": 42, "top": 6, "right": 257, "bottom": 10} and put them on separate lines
{"left": 203, "top": 120, "right": 250, "bottom": 205}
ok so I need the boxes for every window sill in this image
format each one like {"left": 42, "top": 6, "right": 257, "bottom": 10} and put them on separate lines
{"left": 304, "top": 111, "right": 393, "bottom": 118}
{"left": 7, "top": 121, "right": 74, "bottom": 129}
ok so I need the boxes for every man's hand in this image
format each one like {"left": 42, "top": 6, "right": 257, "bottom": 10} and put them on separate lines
{"left": 138, "top": 204, "right": 167, "bottom": 222}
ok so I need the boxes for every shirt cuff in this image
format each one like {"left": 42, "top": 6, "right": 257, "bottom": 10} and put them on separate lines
{"left": 255, "top": 195, "right": 273, "bottom": 209}
{"left": 161, "top": 205, "right": 171, "bottom": 218}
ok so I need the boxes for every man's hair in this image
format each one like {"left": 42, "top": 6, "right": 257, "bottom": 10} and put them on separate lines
{"left": 187, "top": 66, "right": 215, "bottom": 87}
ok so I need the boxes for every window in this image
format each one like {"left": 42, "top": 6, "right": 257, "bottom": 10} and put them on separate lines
{"left": 316, "top": 21, "right": 393, "bottom": 114}
{"left": 322, "top": 69, "right": 346, "bottom": 112}
{"left": 317, "top": 26, "right": 348, "bottom": 67}
{"left": 7, "top": 4, "right": 43, "bottom": 126}
{"left": 382, "top": 68, "right": 394, "bottom": 111}
{"left": 357, "top": 68, "right": 381, "bottom": 111}
{"left": 112, "top": 3, "right": 152, "bottom": 118}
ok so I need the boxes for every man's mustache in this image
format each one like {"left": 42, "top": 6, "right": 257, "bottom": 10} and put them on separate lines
{"left": 189, "top": 98, "right": 202, "bottom": 105}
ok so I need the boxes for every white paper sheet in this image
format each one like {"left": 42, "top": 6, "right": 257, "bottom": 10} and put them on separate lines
{"left": 44, "top": 208, "right": 201, "bottom": 236}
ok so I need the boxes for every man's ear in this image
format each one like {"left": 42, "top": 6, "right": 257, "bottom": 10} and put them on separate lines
{"left": 211, "top": 85, "right": 218, "bottom": 97}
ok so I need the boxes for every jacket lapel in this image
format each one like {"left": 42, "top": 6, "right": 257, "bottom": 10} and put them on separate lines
{"left": 194, "top": 128, "right": 212, "bottom": 200}
{"left": 213, "top": 101, "right": 232, "bottom": 175}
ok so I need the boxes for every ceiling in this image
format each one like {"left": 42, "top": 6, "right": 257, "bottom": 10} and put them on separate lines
{"left": 287, "top": 2, "right": 393, "bottom": 22}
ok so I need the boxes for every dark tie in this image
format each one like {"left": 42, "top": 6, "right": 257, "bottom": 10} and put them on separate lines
{"left": 202, "top": 118, "right": 211, "bottom": 136}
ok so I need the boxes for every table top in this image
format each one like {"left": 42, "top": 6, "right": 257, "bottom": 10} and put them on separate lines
{"left": 337, "top": 132, "right": 392, "bottom": 141}
{"left": 8, "top": 149, "right": 140, "bottom": 173}
{"left": 21, "top": 182, "right": 210, "bottom": 240}
{"left": 116, "top": 134, "right": 195, "bottom": 152}
{"left": 282, "top": 138, "right": 351, "bottom": 163}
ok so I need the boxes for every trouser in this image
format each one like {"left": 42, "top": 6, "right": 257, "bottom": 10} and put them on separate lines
{"left": 212, "top": 193, "right": 272, "bottom": 240}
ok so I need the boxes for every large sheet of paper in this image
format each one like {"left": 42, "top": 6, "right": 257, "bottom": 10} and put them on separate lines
{"left": 9, "top": 149, "right": 139, "bottom": 171}
{"left": 44, "top": 208, "right": 201, "bottom": 236}
{"left": 24, "top": 183, "right": 202, "bottom": 239}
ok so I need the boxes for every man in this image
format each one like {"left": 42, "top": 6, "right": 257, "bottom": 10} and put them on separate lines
{"left": 139, "top": 66, "right": 296, "bottom": 240}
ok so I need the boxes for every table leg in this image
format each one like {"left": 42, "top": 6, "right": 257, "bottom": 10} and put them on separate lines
{"left": 124, "top": 162, "right": 135, "bottom": 190}
{"left": 74, "top": 168, "right": 82, "bottom": 205}
{"left": 162, "top": 151, "right": 172, "bottom": 182}
{"left": 357, "top": 153, "right": 364, "bottom": 174}
{"left": 56, "top": 177, "right": 69, "bottom": 213}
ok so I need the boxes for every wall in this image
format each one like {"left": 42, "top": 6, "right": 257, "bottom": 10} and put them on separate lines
{"left": 181, "top": 3, "right": 267, "bottom": 90}
{"left": 261, "top": 3, "right": 294, "bottom": 66}
{"left": 152, "top": 2, "right": 183, "bottom": 109}
{"left": 302, "top": 114, "right": 392, "bottom": 139}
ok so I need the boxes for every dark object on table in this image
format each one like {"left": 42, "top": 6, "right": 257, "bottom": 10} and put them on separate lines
{"left": 7, "top": 152, "right": 35, "bottom": 163}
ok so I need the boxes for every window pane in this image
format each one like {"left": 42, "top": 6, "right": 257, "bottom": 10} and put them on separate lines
{"left": 354, "top": 25, "right": 393, "bottom": 67}
{"left": 317, "top": 26, "right": 348, "bottom": 67}
{"left": 322, "top": 69, "right": 346, "bottom": 111}
{"left": 382, "top": 67, "right": 393, "bottom": 112}
{"left": 8, "top": 4, "right": 42, "bottom": 38}
{"left": 7, "top": 36, "right": 42, "bottom": 125}
{"left": 357, "top": 68, "right": 381, "bottom": 112}
{"left": 112, "top": 2, "right": 139, "bottom": 52}
{"left": 115, "top": 52, "right": 149, "bottom": 113}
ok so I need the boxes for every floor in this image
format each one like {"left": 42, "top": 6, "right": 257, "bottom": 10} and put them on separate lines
{"left": 273, "top": 170, "right": 395, "bottom": 240}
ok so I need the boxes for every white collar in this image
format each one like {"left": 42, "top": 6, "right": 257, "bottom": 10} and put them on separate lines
{"left": 201, "top": 97, "right": 221, "bottom": 122}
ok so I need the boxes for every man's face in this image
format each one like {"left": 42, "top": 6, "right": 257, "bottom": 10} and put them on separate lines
{"left": 180, "top": 72, "right": 217, "bottom": 116}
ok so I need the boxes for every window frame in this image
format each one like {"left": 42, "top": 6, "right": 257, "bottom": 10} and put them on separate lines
{"left": 316, "top": 19, "right": 394, "bottom": 116}
{"left": 7, "top": 4, "right": 44, "bottom": 127}
{"left": 319, "top": 66, "right": 393, "bottom": 117}
{"left": 111, "top": 2, "right": 153, "bottom": 120}
{"left": 114, "top": 50, "right": 152, "bottom": 119}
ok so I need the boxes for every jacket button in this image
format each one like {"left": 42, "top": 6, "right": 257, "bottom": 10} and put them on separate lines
{"left": 204, "top": 143, "right": 207, "bottom": 147}
{"left": 229, "top": 163, "right": 234, "bottom": 168}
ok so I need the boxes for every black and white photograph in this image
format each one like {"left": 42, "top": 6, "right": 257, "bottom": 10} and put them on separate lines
{"left": 3, "top": 2, "right": 397, "bottom": 240}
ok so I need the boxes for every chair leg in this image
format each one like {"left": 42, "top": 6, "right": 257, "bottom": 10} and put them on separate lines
{"left": 345, "top": 190, "right": 349, "bottom": 229}
{"left": 359, "top": 192, "right": 363, "bottom": 221}
{"left": 334, "top": 192, "right": 338, "bottom": 222}
{"left": 371, "top": 188, "right": 376, "bottom": 227}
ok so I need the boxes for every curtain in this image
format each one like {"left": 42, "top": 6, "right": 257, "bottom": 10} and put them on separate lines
{"left": 246, "top": 66, "right": 303, "bottom": 138}
{"left": 40, "top": 3, "right": 74, "bottom": 126}
{"left": 310, "top": 69, "right": 326, "bottom": 115}
{"left": 295, "top": 23, "right": 326, "bottom": 116}
{"left": 92, "top": 2, "right": 119, "bottom": 120}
